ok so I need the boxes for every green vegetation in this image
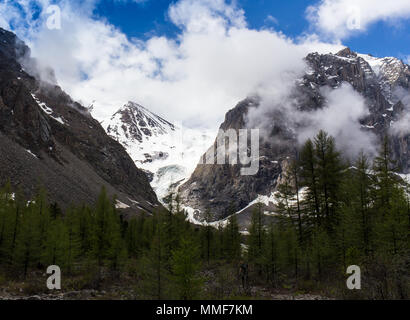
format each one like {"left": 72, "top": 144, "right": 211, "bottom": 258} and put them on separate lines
{"left": 0, "top": 185, "right": 244, "bottom": 299}
{"left": 0, "top": 131, "right": 408, "bottom": 299}
{"left": 264, "top": 131, "right": 409, "bottom": 299}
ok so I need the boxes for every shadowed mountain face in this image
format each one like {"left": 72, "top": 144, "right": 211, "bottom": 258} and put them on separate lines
{"left": 0, "top": 28, "right": 160, "bottom": 214}
{"left": 180, "top": 48, "right": 410, "bottom": 222}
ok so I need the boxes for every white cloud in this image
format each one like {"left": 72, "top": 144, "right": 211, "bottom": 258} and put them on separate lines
{"left": 307, "top": 0, "right": 410, "bottom": 40}
{"left": 265, "top": 15, "right": 279, "bottom": 25}
{"left": 297, "top": 84, "right": 378, "bottom": 158}
{"left": 392, "top": 113, "right": 410, "bottom": 135}
{"left": 1, "top": 0, "right": 342, "bottom": 129}
{"left": 246, "top": 80, "right": 377, "bottom": 159}
{"left": 169, "top": 0, "right": 246, "bottom": 33}
{"left": 391, "top": 87, "right": 410, "bottom": 135}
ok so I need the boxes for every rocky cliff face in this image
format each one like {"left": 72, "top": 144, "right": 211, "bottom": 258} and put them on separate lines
{"left": 0, "top": 28, "right": 160, "bottom": 214}
{"left": 180, "top": 47, "right": 410, "bottom": 222}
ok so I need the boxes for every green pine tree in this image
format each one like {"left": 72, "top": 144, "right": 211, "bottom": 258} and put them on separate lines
{"left": 171, "top": 236, "right": 203, "bottom": 300}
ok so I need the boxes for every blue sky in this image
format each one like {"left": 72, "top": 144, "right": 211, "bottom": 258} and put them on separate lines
{"left": 95, "top": 0, "right": 410, "bottom": 60}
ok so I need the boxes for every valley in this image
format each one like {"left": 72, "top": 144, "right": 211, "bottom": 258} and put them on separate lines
{"left": 0, "top": 21, "right": 409, "bottom": 301}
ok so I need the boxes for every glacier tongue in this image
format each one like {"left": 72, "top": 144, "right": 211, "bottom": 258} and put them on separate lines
{"left": 104, "top": 102, "right": 215, "bottom": 202}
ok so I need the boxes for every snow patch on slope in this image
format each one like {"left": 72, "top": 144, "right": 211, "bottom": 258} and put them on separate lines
{"left": 115, "top": 200, "right": 130, "bottom": 209}
{"left": 358, "top": 54, "right": 383, "bottom": 76}
{"left": 31, "top": 93, "right": 67, "bottom": 125}
{"left": 398, "top": 173, "right": 410, "bottom": 182}
{"left": 26, "top": 149, "right": 38, "bottom": 158}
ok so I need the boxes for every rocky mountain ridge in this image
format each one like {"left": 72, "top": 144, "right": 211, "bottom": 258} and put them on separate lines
{"left": 179, "top": 47, "right": 410, "bottom": 223}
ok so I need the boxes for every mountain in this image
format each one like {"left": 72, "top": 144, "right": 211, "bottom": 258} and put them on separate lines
{"left": 0, "top": 28, "right": 160, "bottom": 214}
{"left": 179, "top": 47, "right": 410, "bottom": 225}
{"left": 105, "top": 101, "right": 177, "bottom": 175}
{"left": 104, "top": 102, "right": 215, "bottom": 201}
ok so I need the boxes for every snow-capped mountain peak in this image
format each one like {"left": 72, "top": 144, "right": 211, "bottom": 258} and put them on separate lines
{"left": 358, "top": 54, "right": 410, "bottom": 85}
{"left": 104, "top": 102, "right": 215, "bottom": 202}
{"left": 106, "top": 101, "right": 175, "bottom": 146}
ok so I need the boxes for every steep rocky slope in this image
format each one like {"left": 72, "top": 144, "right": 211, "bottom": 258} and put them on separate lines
{"left": 180, "top": 48, "right": 410, "bottom": 222}
{"left": 0, "top": 28, "right": 159, "bottom": 213}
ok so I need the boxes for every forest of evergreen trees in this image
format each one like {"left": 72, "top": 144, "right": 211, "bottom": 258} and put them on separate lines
{"left": 0, "top": 131, "right": 408, "bottom": 300}
{"left": 262, "top": 131, "right": 409, "bottom": 299}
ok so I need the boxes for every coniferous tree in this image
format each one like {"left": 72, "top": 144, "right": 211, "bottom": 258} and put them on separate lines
{"left": 216, "top": 224, "right": 225, "bottom": 260}
{"left": 314, "top": 130, "right": 344, "bottom": 228}
{"left": 276, "top": 160, "right": 304, "bottom": 244}
{"left": 90, "top": 187, "right": 122, "bottom": 280}
{"left": 64, "top": 208, "right": 81, "bottom": 274}
{"left": 171, "top": 236, "right": 202, "bottom": 300}
{"left": 13, "top": 203, "right": 42, "bottom": 278}
{"left": 300, "top": 138, "right": 321, "bottom": 224}
{"left": 126, "top": 218, "right": 143, "bottom": 259}
{"left": 248, "top": 203, "right": 265, "bottom": 274}
{"left": 200, "top": 210, "right": 213, "bottom": 265}
{"left": 263, "top": 222, "right": 278, "bottom": 286}
{"left": 224, "top": 215, "right": 241, "bottom": 262}
{"left": 107, "top": 199, "right": 127, "bottom": 276}
{"left": 43, "top": 217, "right": 69, "bottom": 268}
{"left": 371, "top": 137, "right": 407, "bottom": 254}
{"left": 341, "top": 153, "right": 374, "bottom": 257}
{"left": 141, "top": 211, "right": 168, "bottom": 299}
